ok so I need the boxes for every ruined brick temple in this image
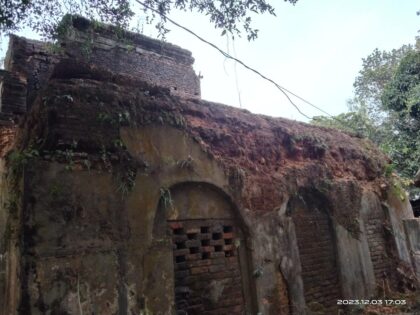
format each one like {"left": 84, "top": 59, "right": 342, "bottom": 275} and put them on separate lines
{"left": 0, "top": 16, "right": 419, "bottom": 315}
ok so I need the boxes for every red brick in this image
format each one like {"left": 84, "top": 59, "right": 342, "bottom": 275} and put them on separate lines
{"left": 198, "top": 233, "right": 212, "bottom": 240}
{"left": 174, "top": 249, "right": 189, "bottom": 256}
{"left": 210, "top": 239, "right": 224, "bottom": 246}
{"left": 186, "top": 227, "right": 200, "bottom": 234}
{"left": 186, "top": 260, "right": 211, "bottom": 268}
{"left": 190, "top": 266, "right": 209, "bottom": 275}
{"left": 186, "top": 253, "right": 202, "bottom": 261}
{"left": 223, "top": 232, "right": 234, "bottom": 239}
{"left": 211, "top": 257, "right": 226, "bottom": 265}
{"left": 172, "top": 235, "right": 188, "bottom": 242}
{"left": 169, "top": 222, "right": 183, "bottom": 229}
{"left": 223, "top": 245, "right": 234, "bottom": 251}
{"left": 209, "top": 252, "right": 225, "bottom": 258}
{"left": 209, "top": 265, "right": 225, "bottom": 273}
{"left": 201, "top": 246, "right": 214, "bottom": 253}
{"left": 185, "top": 240, "right": 201, "bottom": 248}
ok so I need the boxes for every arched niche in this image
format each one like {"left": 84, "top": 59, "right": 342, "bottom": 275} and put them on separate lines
{"left": 153, "top": 181, "right": 256, "bottom": 315}
{"left": 287, "top": 188, "right": 341, "bottom": 313}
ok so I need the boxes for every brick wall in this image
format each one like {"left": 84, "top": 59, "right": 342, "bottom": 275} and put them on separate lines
{"left": 364, "top": 206, "right": 394, "bottom": 284}
{"left": 0, "top": 70, "right": 27, "bottom": 115}
{"left": 63, "top": 16, "right": 200, "bottom": 99}
{"left": 292, "top": 205, "right": 340, "bottom": 312}
{"left": 170, "top": 219, "right": 245, "bottom": 315}
{"left": 1, "top": 16, "right": 200, "bottom": 119}
{"left": 4, "top": 36, "right": 61, "bottom": 111}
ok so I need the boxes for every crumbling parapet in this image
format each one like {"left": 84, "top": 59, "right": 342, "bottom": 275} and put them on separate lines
{"left": 60, "top": 15, "right": 201, "bottom": 99}
{"left": 2, "top": 15, "right": 200, "bottom": 119}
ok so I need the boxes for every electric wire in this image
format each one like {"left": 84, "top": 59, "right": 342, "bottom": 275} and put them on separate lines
{"left": 232, "top": 38, "right": 243, "bottom": 108}
{"left": 135, "top": 0, "right": 352, "bottom": 125}
{"left": 136, "top": 0, "right": 312, "bottom": 119}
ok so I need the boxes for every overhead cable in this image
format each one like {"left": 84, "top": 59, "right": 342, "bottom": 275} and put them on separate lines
{"left": 135, "top": 0, "right": 351, "bottom": 124}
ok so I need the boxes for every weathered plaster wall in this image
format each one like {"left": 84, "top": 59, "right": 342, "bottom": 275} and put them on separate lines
{"left": 403, "top": 219, "right": 420, "bottom": 280}
{"left": 0, "top": 159, "right": 6, "bottom": 312}
{"left": 0, "top": 159, "right": 23, "bottom": 315}
{"left": 384, "top": 191, "right": 415, "bottom": 266}
{"left": 5, "top": 125, "right": 258, "bottom": 315}
{"left": 252, "top": 202, "right": 305, "bottom": 315}
{"left": 334, "top": 222, "right": 376, "bottom": 300}
{"left": 361, "top": 190, "right": 395, "bottom": 284}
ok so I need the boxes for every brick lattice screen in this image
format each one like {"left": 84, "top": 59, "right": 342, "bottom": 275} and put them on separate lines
{"left": 170, "top": 219, "right": 245, "bottom": 315}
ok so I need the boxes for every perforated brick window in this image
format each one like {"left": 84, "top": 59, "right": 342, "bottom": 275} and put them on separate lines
{"left": 170, "top": 219, "right": 245, "bottom": 315}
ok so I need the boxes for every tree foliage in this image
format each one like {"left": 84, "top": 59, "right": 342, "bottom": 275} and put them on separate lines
{"left": 382, "top": 50, "right": 420, "bottom": 119}
{"left": 353, "top": 45, "right": 414, "bottom": 123}
{"left": 380, "top": 49, "right": 420, "bottom": 187}
{"left": 312, "top": 100, "right": 387, "bottom": 145}
{"left": 312, "top": 42, "right": 420, "bottom": 197}
{"left": 0, "top": 0, "right": 298, "bottom": 40}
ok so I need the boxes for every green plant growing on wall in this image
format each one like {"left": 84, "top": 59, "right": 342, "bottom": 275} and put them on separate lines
{"left": 125, "top": 44, "right": 135, "bottom": 52}
{"left": 117, "top": 168, "right": 136, "bottom": 198}
{"left": 390, "top": 178, "right": 408, "bottom": 202}
{"left": 159, "top": 187, "right": 173, "bottom": 210}
{"left": 53, "top": 140, "right": 78, "bottom": 171}
{"left": 45, "top": 42, "right": 64, "bottom": 54}
{"left": 82, "top": 159, "right": 92, "bottom": 172}
{"left": 49, "top": 183, "right": 63, "bottom": 199}
{"left": 7, "top": 147, "right": 40, "bottom": 176}
{"left": 3, "top": 147, "right": 40, "bottom": 246}
{"left": 384, "top": 163, "right": 396, "bottom": 178}
{"left": 117, "top": 110, "right": 131, "bottom": 125}
{"left": 113, "top": 139, "right": 125, "bottom": 149}
{"left": 81, "top": 37, "right": 93, "bottom": 60}
{"left": 97, "top": 111, "right": 130, "bottom": 127}
{"left": 64, "top": 149, "right": 75, "bottom": 171}
{"left": 97, "top": 112, "right": 114, "bottom": 125}
{"left": 54, "top": 14, "right": 74, "bottom": 39}
{"left": 100, "top": 145, "right": 112, "bottom": 170}
{"left": 234, "top": 238, "right": 241, "bottom": 248}
{"left": 252, "top": 265, "right": 263, "bottom": 278}
{"left": 176, "top": 155, "right": 194, "bottom": 170}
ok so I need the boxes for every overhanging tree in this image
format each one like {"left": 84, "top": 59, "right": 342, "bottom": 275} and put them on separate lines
{"left": 381, "top": 49, "right": 420, "bottom": 183}
{"left": 0, "top": 0, "right": 297, "bottom": 40}
{"left": 312, "top": 42, "right": 420, "bottom": 197}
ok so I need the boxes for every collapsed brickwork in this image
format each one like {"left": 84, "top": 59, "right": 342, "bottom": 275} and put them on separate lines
{"left": 0, "top": 16, "right": 419, "bottom": 315}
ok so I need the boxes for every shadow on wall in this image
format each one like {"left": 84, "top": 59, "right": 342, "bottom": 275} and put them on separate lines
{"left": 410, "top": 199, "right": 420, "bottom": 217}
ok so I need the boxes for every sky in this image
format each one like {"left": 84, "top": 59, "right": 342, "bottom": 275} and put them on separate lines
{"left": 1, "top": 0, "right": 419, "bottom": 122}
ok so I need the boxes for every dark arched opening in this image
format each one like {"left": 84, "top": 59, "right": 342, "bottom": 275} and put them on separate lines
{"left": 154, "top": 181, "right": 256, "bottom": 315}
